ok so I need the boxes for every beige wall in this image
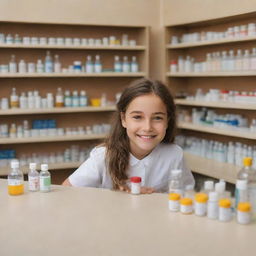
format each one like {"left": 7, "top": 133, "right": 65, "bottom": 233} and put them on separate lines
{"left": 163, "top": 0, "right": 256, "bottom": 26}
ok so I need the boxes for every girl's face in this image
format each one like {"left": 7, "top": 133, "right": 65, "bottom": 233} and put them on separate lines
{"left": 121, "top": 93, "right": 168, "bottom": 160}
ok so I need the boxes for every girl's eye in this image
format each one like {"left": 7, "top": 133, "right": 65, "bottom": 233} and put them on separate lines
{"left": 132, "top": 115, "right": 141, "bottom": 120}
{"left": 154, "top": 116, "right": 163, "bottom": 120}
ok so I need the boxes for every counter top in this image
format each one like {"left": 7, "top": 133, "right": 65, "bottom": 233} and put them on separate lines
{"left": 0, "top": 179, "right": 255, "bottom": 256}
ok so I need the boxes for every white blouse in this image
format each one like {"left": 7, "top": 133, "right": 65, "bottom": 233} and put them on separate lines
{"left": 68, "top": 143, "right": 195, "bottom": 192}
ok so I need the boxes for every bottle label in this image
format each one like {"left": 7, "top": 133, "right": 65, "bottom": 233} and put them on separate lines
{"left": 28, "top": 176, "right": 39, "bottom": 191}
{"left": 248, "top": 187, "right": 256, "bottom": 212}
{"left": 8, "top": 179, "right": 23, "bottom": 186}
{"left": 40, "top": 176, "right": 51, "bottom": 191}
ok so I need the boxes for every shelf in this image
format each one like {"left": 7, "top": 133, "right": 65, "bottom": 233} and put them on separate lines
{"left": 0, "top": 133, "right": 107, "bottom": 144}
{"left": 178, "top": 122, "right": 256, "bottom": 140}
{"left": 175, "top": 99, "right": 256, "bottom": 110}
{"left": 167, "top": 71, "right": 256, "bottom": 77}
{"left": 0, "top": 72, "right": 146, "bottom": 78}
{"left": 184, "top": 152, "right": 238, "bottom": 184}
{"left": 0, "top": 106, "right": 116, "bottom": 115}
{"left": 166, "top": 35, "right": 256, "bottom": 49}
{"left": 0, "top": 43, "right": 146, "bottom": 50}
{"left": 0, "top": 161, "right": 81, "bottom": 176}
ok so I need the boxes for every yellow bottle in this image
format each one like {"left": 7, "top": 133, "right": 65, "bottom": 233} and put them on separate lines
{"left": 8, "top": 160, "right": 24, "bottom": 196}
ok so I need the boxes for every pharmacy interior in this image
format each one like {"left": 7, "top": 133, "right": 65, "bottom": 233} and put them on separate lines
{"left": 0, "top": 1, "right": 256, "bottom": 254}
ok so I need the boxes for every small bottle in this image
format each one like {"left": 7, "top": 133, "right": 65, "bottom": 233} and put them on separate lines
{"left": 218, "top": 199, "right": 232, "bottom": 222}
{"left": 235, "top": 49, "right": 243, "bottom": 71}
{"left": 180, "top": 198, "right": 193, "bottom": 214}
{"left": 85, "top": 55, "right": 94, "bottom": 73}
{"left": 19, "top": 92, "right": 28, "bottom": 109}
{"left": 10, "top": 88, "right": 19, "bottom": 108}
{"left": 235, "top": 179, "right": 248, "bottom": 209}
{"left": 40, "top": 164, "right": 51, "bottom": 192}
{"left": 6, "top": 34, "right": 14, "bottom": 44}
{"left": 28, "top": 162, "right": 39, "bottom": 192}
{"left": 54, "top": 55, "right": 61, "bottom": 73}
{"left": 130, "top": 176, "right": 141, "bottom": 195}
{"left": 242, "top": 49, "right": 250, "bottom": 71}
{"left": 23, "top": 120, "right": 30, "bottom": 137}
{"left": 79, "top": 90, "right": 88, "bottom": 107}
{"left": 28, "top": 91, "right": 35, "bottom": 109}
{"left": 9, "top": 55, "right": 17, "bottom": 73}
{"left": 14, "top": 34, "right": 22, "bottom": 44}
{"left": 18, "top": 59, "right": 26, "bottom": 73}
{"left": 237, "top": 202, "right": 251, "bottom": 225}
{"left": 94, "top": 55, "right": 102, "bottom": 73}
{"left": 169, "top": 169, "right": 183, "bottom": 197}
{"left": 207, "top": 191, "right": 219, "bottom": 219}
{"left": 202, "top": 180, "right": 214, "bottom": 194}
{"left": 36, "top": 59, "right": 44, "bottom": 73}
{"left": 122, "top": 56, "right": 130, "bottom": 72}
{"left": 45, "top": 51, "right": 53, "bottom": 73}
{"left": 114, "top": 55, "right": 122, "bottom": 72}
{"left": 64, "top": 90, "right": 72, "bottom": 107}
{"left": 8, "top": 160, "right": 24, "bottom": 196}
{"left": 130, "top": 56, "right": 139, "bottom": 72}
{"left": 9, "top": 123, "right": 17, "bottom": 138}
{"left": 101, "top": 93, "right": 107, "bottom": 107}
{"left": 194, "top": 193, "right": 208, "bottom": 216}
{"left": 72, "top": 90, "right": 80, "bottom": 107}
{"left": 55, "top": 87, "right": 64, "bottom": 107}
{"left": 169, "top": 193, "right": 180, "bottom": 212}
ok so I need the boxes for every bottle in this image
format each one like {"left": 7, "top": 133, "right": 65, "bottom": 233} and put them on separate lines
{"left": 28, "top": 162, "right": 39, "bottom": 192}
{"left": 8, "top": 160, "right": 24, "bottom": 195}
{"left": 122, "top": 56, "right": 130, "bottom": 72}
{"left": 45, "top": 51, "right": 53, "bottom": 73}
{"left": 235, "top": 49, "right": 243, "bottom": 71}
{"left": 207, "top": 191, "right": 219, "bottom": 219}
{"left": 72, "top": 90, "right": 79, "bottom": 107}
{"left": 218, "top": 199, "right": 232, "bottom": 222}
{"left": 169, "top": 169, "right": 183, "bottom": 196}
{"left": 194, "top": 193, "right": 208, "bottom": 216}
{"left": 250, "top": 48, "right": 256, "bottom": 70}
{"left": 36, "top": 59, "right": 44, "bottom": 73}
{"left": 242, "top": 49, "right": 250, "bottom": 71}
{"left": 23, "top": 120, "right": 30, "bottom": 137}
{"left": 9, "top": 123, "right": 17, "bottom": 138}
{"left": 94, "top": 55, "right": 102, "bottom": 73}
{"left": 40, "top": 164, "right": 51, "bottom": 192}
{"left": 235, "top": 179, "right": 248, "bottom": 209}
{"left": 201, "top": 180, "right": 214, "bottom": 194}
{"left": 237, "top": 202, "right": 251, "bottom": 225}
{"left": 180, "top": 198, "right": 193, "bottom": 214}
{"left": 101, "top": 93, "right": 107, "bottom": 107}
{"left": 10, "top": 88, "right": 19, "bottom": 108}
{"left": 28, "top": 91, "right": 35, "bottom": 109}
{"left": 130, "top": 56, "right": 139, "bottom": 72}
{"left": 114, "top": 55, "right": 122, "bottom": 72}
{"left": 54, "top": 55, "right": 61, "bottom": 73}
{"left": 55, "top": 87, "right": 64, "bottom": 107}
{"left": 64, "top": 90, "right": 72, "bottom": 107}
{"left": 9, "top": 55, "right": 17, "bottom": 73}
{"left": 79, "top": 90, "right": 88, "bottom": 107}
{"left": 168, "top": 193, "right": 181, "bottom": 212}
{"left": 19, "top": 92, "right": 28, "bottom": 109}
{"left": 85, "top": 55, "right": 94, "bottom": 73}
{"left": 130, "top": 176, "right": 141, "bottom": 195}
{"left": 18, "top": 59, "right": 26, "bottom": 73}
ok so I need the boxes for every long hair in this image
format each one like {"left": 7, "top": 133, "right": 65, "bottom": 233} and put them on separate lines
{"left": 105, "top": 78, "right": 176, "bottom": 189}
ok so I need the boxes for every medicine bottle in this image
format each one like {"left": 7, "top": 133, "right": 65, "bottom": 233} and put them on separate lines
{"left": 8, "top": 160, "right": 24, "bottom": 196}
{"left": 169, "top": 169, "right": 183, "bottom": 197}
{"left": 55, "top": 87, "right": 64, "bottom": 107}
{"left": 169, "top": 193, "right": 180, "bottom": 212}
{"left": 28, "top": 162, "right": 39, "bottom": 192}
{"left": 218, "top": 199, "right": 232, "bottom": 222}
{"left": 194, "top": 193, "right": 208, "bottom": 216}
{"left": 207, "top": 191, "right": 219, "bottom": 219}
{"left": 180, "top": 198, "right": 193, "bottom": 214}
{"left": 40, "top": 164, "right": 51, "bottom": 192}
{"left": 10, "top": 88, "right": 19, "bottom": 108}
{"left": 237, "top": 202, "right": 251, "bottom": 225}
{"left": 235, "top": 179, "right": 248, "bottom": 209}
{"left": 130, "top": 176, "right": 141, "bottom": 195}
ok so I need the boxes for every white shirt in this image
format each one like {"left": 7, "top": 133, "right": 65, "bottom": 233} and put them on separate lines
{"left": 69, "top": 143, "right": 195, "bottom": 192}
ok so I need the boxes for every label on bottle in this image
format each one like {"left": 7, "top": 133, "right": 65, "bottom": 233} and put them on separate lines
{"left": 248, "top": 186, "right": 256, "bottom": 212}
{"left": 28, "top": 176, "right": 39, "bottom": 191}
{"left": 114, "top": 63, "right": 122, "bottom": 72}
{"left": 79, "top": 96, "right": 87, "bottom": 107}
{"left": 40, "top": 176, "right": 51, "bottom": 192}
{"left": 64, "top": 97, "right": 72, "bottom": 107}
{"left": 8, "top": 179, "right": 23, "bottom": 186}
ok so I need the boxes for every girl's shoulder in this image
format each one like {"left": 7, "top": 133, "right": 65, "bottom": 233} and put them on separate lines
{"left": 156, "top": 143, "right": 183, "bottom": 157}
{"left": 89, "top": 146, "right": 107, "bottom": 159}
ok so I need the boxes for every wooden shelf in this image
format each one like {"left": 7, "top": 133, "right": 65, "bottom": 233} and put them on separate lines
{"left": 0, "top": 133, "right": 107, "bottom": 144}
{"left": 0, "top": 43, "right": 146, "bottom": 50}
{"left": 166, "top": 35, "right": 256, "bottom": 49}
{"left": 184, "top": 152, "right": 238, "bottom": 184}
{"left": 175, "top": 99, "right": 256, "bottom": 110}
{"left": 0, "top": 161, "right": 81, "bottom": 176}
{"left": 178, "top": 122, "right": 256, "bottom": 140}
{"left": 0, "top": 106, "right": 116, "bottom": 115}
{"left": 0, "top": 72, "right": 145, "bottom": 78}
{"left": 167, "top": 71, "right": 256, "bottom": 77}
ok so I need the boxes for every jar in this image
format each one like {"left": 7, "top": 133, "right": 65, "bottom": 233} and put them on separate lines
{"left": 73, "top": 61, "right": 82, "bottom": 73}
{"left": 130, "top": 176, "right": 141, "bottom": 195}
{"left": 219, "top": 199, "right": 232, "bottom": 222}
{"left": 237, "top": 202, "right": 251, "bottom": 225}
{"left": 194, "top": 193, "right": 208, "bottom": 216}
{"left": 207, "top": 191, "right": 219, "bottom": 219}
{"left": 170, "top": 60, "right": 178, "bottom": 73}
{"left": 169, "top": 193, "right": 180, "bottom": 212}
{"left": 180, "top": 198, "right": 193, "bottom": 214}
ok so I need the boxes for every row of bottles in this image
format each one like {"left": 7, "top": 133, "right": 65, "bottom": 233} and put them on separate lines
{"left": 170, "top": 48, "right": 256, "bottom": 73}
{"left": 0, "top": 145, "right": 91, "bottom": 168}
{"left": 0, "top": 119, "right": 111, "bottom": 138}
{"left": 0, "top": 53, "right": 139, "bottom": 74}
{"left": 0, "top": 33, "right": 137, "bottom": 47}
{"left": 175, "top": 135, "right": 256, "bottom": 167}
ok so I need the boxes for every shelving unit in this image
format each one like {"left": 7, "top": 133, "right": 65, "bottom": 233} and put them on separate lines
{"left": 165, "top": 13, "right": 256, "bottom": 183}
{"left": 0, "top": 21, "right": 149, "bottom": 179}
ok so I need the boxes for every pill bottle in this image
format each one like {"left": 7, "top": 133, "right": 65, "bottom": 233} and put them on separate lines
{"left": 169, "top": 193, "right": 180, "bottom": 212}
{"left": 237, "top": 202, "right": 251, "bottom": 225}
{"left": 207, "top": 191, "right": 219, "bottom": 219}
{"left": 130, "top": 176, "right": 141, "bottom": 195}
{"left": 219, "top": 199, "right": 232, "bottom": 222}
{"left": 194, "top": 193, "right": 208, "bottom": 216}
{"left": 180, "top": 198, "right": 193, "bottom": 214}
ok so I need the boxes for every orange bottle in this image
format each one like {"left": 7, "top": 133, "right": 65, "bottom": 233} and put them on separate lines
{"left": 8, "top": 160, "right": 24, "bottom": 196}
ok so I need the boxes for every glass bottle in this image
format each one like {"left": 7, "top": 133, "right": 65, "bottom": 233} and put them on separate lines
{"left": 10, "top": 87, "right": 19, "bottom": 108}
{"left": 55, "top": 87, "right": 64, "bottom": 107}
{"left": 122, "top": 56, "right": 130, "bottom": 72}
{"left": 85, "top": 55, "right": 94, "bottom": 73}
{"left": 40, "top": 164, "right": 51, "bottom": 192}
{"left": 130, "top": 56, "right": 139, "bottom": 72}
{"left": 45, "top": 51, "right": 53, "bottom": 73}
{"left": 169, "top": 169, "right": 184, "bottom": 197}
{"left": 9, "top": 55, "right": 17, "bottom": 73}
{"left": 28, "top": 162, "right": 39, "bottom": 192}
{"left": 64, "top": 90, "right": 72, "bottom": 107}
{"left": 8, "top": 160, "right": 24, "bottom": 195}
{"left": 114, "top": 55, "right": 122, "bottom": 72}
{"left": 94, "top": 55, "right": 102, "bottom": 73}
{"left": 54, "top": 54, "right": 61, "bottom": 73}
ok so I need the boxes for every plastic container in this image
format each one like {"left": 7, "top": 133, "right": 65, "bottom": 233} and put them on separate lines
{"left": 218, "top": 199, "right": 232, "bottom": 222}
{"left": 28, "top": 162, "right": 39, "bottom": 192}
{"left": 207, "top": 191, "right": 219, "bottom": 219}
{"left": 237, "top": 202, "right": 251, "bottom": 225}
{"left": 194, "top": 193, "right": 208, "bottom": 216}
{"left": 8, "top": 160, "right": 24, "bottom": 195}
{"left": 180, "top": 198, "right": 193, "bottom": 214}
{"left": 40, "top": 164, "right": 51, "bottom": 192}
{"left": 169, "top": 193, "right": 180, "bottom": 212}
{"left": 130, "top": 176, "right": 141, "bottom": 195}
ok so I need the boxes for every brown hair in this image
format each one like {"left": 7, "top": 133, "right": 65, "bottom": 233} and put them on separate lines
{"left": 105, "top": 78, "right": 176, "bottom": 189}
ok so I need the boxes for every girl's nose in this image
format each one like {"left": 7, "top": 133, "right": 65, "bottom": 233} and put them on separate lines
{"left": 142, "top": 119, "right": 153, "bottom": 131}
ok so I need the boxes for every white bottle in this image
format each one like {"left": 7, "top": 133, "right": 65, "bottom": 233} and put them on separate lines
{"left": 47, "top": 93, "right": 54, "bottom": 108}
{"left": 130, "top": 56, "right": 139, "bottom": 72}
{"left": 64, "top": 90, "right": 72, "bottom": 107}
{"left": 122, "top": 56, "right": 130, "bottom": 72}
{"left": 23, "top": 120, "right": 30, "bottom": 137}
{"left": 235, "top": 49, "right": 243, "bottom": 71}
{"left": 202, "top": 180, "right": 214, "bottom": 194}
{"left": 34, "top": 90, "right": 41, "bottom": 109}
{"left": 227, "top": 50, "right": 235, "bottom": 71}
{"left": 79, "top": 90, "right": 88, "bottom": 107}
{"left": 235, "top": 179, "right": 248, "bottom": 209}
{"left": 36, "top": 59, "right": 44, "bottom": 73}
{"left": 94, "top": 55, "right": 102, "bottom": 73}
{"left": 114, "top": 55, "right": 122, "bottom": 72}
{"left": 19, "top": 92, "right": 28, "bottom": 109}
{"left": 28, "top": 162, "right": 39, "bottom": 192}
{"left": 101, "top": 93, "right": 107, "bottom": 107}
{"left": 242, "top": 49, "right": 250, "bottom": 71}
{"left": 40, "top": 164, "right": 51, "bottom": 192}
{"left": 28, "top": 91, "right": 35, "bottom": 109}
{"left": 227, "top": 142, "right": 235, "bottom": 164}
{"left": 169, "top": 169, "right": 184, "bottom": 196}
{"left": 85, "top": 55, "right": 94, "bottom": 73}
{"left": 72, "top": 90, "right": 79, "bottom": 107}
{"left": 18, "top": 59, "right": 26, "bottom": 73}
{"left": 250, "top": 48, "right": 256, "bottom": 70}
{"left": 45, "top": 51, "right": 53, "bottom": 73}
{"left": 9, "top": 55, "right": 17, "bottom": 73}
{"left": 54, "top": 55, "right": 61, "bottom": 73}
{"left": 207, "top": 191, "right": 219, "bottom": 219}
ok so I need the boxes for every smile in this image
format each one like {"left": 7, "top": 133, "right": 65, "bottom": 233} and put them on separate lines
{"left": 137, "top": 135, "right": 157, "bottom": 139}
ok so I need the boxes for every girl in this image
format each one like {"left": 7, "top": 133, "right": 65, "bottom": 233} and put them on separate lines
{"left": 62, "top": 79, "right": 195, "bottom": 193}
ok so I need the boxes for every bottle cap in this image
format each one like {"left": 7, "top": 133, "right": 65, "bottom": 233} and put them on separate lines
{"left": 237, "top": 202, "right": 251, "bottom": 212}
{"left": 204, "top": 181, "right": 214, "bottom": 191}
{"left": 215, "top": 182, "right": 225, "bottom": 193}
{"left": 169, "top": 193, "right": 180, "bottom": 201}
{"left": 29, "top": 162, "right": 37, "bottom": 169}
{"left": 209, "top": 191, "right": 218, "bottom": 201}
{"left": 41, "top": 164, "right": 48, "bottom": 171}
{"left": 11, "top": 160, "right": 19, "bottom": 168}
{"left": 130, "top": 176, "right": 141, "bottom": 183}
{"left": 180, "top": 198, "right": 193, "bottom": 206}
{"left": 243, "top": 157, "right": 252, "bottom": 167}
{"left": 219, "top": 199, "right": 231, "bottom": 208}
{"left": 236, "top": 179, "right": 247, "bottom": 190}
{"left": 195, "top": 193, "right": 208, "bottom": 203}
